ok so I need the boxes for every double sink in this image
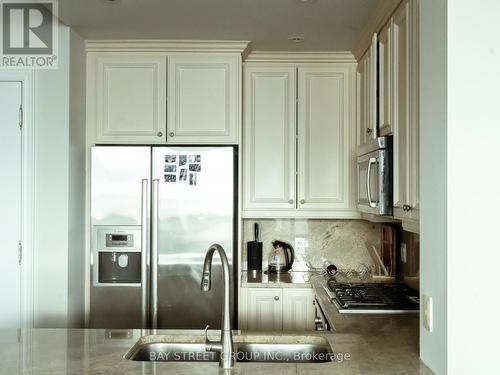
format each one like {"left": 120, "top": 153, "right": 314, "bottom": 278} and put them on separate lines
{"left": 125, "top": 333, "right": 333, "bottom": 363}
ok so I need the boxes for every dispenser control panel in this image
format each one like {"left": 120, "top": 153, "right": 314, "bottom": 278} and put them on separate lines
{"left": 105, "top": 233, "right": 133, "bottom": 248}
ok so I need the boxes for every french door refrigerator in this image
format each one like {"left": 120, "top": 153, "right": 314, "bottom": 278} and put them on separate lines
{"left": 90, "top": 146, "right": 236, "bottom": 329}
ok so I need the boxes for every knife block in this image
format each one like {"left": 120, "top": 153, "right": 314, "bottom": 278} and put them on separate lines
{"left": 247, "top": 241, "right": 262, "bottom": 272}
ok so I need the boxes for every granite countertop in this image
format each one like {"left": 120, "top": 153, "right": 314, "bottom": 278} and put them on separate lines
{"left": 241, "top": 271, "right": 313, "bottom": 288}
{"left": 0, "top": 327, "right": 431, "bottom": 374}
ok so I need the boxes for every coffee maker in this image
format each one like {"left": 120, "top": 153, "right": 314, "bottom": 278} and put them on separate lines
{"left": 266, "top": 240, "right": 294, "bottom": 274}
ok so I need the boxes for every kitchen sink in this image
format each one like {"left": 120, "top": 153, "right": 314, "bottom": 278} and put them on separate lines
{"left": 124, "top": 334, "right": 333, "bottom": 363}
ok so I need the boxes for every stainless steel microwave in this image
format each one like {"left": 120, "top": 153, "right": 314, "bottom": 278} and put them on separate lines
{"left": 357, "top": 136, "right": 393, "bottom": 216}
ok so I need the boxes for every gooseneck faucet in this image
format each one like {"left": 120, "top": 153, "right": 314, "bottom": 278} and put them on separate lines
{"left": 200, "top": 244, "right": 234, "bottom": 369}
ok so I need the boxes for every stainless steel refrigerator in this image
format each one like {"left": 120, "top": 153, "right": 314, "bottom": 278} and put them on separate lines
{"left": 89, "top": 146, "right": 236, "bottom": 329}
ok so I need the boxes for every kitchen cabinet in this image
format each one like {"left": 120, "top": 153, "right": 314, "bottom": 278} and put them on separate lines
{"left": 167, "top": 54, "right": 240, "bottom": 144}
{"left": 87, "top": 53, "right": 167, "bottom": 144}
{"left": 243, "top": 63, "right": 358, "bottom": 218}
{"left": 244, "top": 288, "right": 283, "bottom": 331}
{"left": 298, "top": 65, "right": 355, "bottom": 211}
{"left": 243, "top": 64, "right": 296, "bottom": 210}
{"left": 355, "top": 0, "right": 419, "bottom": 231}
{"left": 391, "top": 0, "right": 420, "bottom": 231}
{"left": 282, "top": 288, "right": 315, "bottom": 331}
{"left": 86, "top": 45, "right": 244, "bottom": 145}
{"left": 378, "top": 22, "right": 392, "bottom": 136}
{"left": 240, "top": 287, "right": 315, "bottom": 331}
{"left": 356, "top": 35, "right": 377, "bottom": 153}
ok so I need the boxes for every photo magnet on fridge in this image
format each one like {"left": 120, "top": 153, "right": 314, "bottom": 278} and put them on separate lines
{"left": 165, "top": 155, "right": 177, "bottom": 163}
{"left": 179, "top": 155, "right": 187, "bottom": 166}
{"left": 189, "top": 173, "right": 197, "bottom": 186}
{"left": 164, "top": 165, "right": 177, "bottom": 173}
{"left": 189, "top": 155, "right": 201, "bottom": 163}
{"left": 189, "top": 164, "right": 201, "bottom": 172}
{"left": 164, "top": 174, "right": 177, "bottom": 182}
{"left": 179, "top": 168, "right": 187, "bottom": 181}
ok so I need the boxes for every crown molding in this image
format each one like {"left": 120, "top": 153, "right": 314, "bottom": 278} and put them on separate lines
{"left": 244, "top": 51, "right": 356, "bottom": 64}
{"left": 85, "top": 40, "right": 252, "bottom": 54}
{"left": 352, "top": 0, "right": 403, "bottom": 60}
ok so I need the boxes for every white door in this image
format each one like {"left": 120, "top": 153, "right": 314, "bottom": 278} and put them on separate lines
{"left": 297, "top": 65, "right": 354, "bottom": 210}
{"left": 167, "top": 54, "right": 240, "bottom": 144}
{"left": 246, "top": 288, "right": 282, "bottom": 331}
{"left": 282, "top": 289, "right": 315, "bottom": 331}
{"left": 243, "top": 64, "right": 296, "bottom": 211}
{"left": 392, "top": 0, "right": 410, "bottom": 212}
{"left": 0, "top": 81, "right": 22, "bottom": 328}
{"left": 378, "top": 22, "right": 393, "bottom": 136}
{"left": 89, "top": 53, "right": 167, "bottom": 144}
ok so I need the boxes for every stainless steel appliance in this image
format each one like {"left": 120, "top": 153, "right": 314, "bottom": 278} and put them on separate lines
{"left": 90, "top": 146, "right": 236, "bottom": 329}
{"left": 357, "top": 136, "right": 393, "bottom": 216}
{"left": 326, "top": 281, "right": 419, "bottom": 314}
{"left": 266, "top": 240, "right": 294, "bottom": 274}
{"left": 313, "top": 299, "right": 331, "bottom": 331}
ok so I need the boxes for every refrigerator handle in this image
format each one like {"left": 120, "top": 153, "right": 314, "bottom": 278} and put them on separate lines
{"left": 140, "top": 179, "right": 149, "bottom": 329}
{"left": 151, "top": 179, "right": 160, "bottom": 329}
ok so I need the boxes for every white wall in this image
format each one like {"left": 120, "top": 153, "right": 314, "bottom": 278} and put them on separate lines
{"left": 33, "top": 24, "right": 86, "bottom": 328}
{"left": 419, "top": 0, "right": 447, "bottom": 373}
{"left": 447, "top": 1, "right": 500, "bottom": 373}
{"left": 67, "top": 30, "right": 87, "bottom": 328}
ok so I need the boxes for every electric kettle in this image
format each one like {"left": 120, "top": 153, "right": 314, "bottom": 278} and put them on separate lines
{"left": 266, "top": 240, "right": 294, "bottom": 274}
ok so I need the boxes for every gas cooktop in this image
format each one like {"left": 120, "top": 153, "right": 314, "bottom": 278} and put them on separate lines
{"left": 326, "top": 281, "right": 419, "bottom": 314}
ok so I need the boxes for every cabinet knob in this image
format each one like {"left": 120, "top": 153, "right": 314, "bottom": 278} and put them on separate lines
{"left": 157, "top": 132, "right": 163, "bottom": 137}
{"left": 366, "top": 128, "right": 373, "bottom": 134}
{"left": 288, "top": 199, "right": 294, "bottom": 204}
{"left": 300, "top": 199, "right": 305, "bottom": 204}
{"left": 169, "top": 132, "right": 175, "bottom": 137}
{"left": 274, "top": 296, "right": 280, "bottom": 301}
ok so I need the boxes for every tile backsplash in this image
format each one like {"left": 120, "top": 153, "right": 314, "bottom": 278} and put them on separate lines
{"left": 242, "top": 219, "right": 381, "bottom": 271}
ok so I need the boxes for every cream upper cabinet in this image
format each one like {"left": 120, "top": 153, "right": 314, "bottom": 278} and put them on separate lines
{"left": 392, "top": 0, "right": 419, "bottom": 229}
{"left": 243, "top": 62, "right": 358, "bottom": 218}
{"left": 298, "top": 65, "right": 355, "bottom": 211}
{"left": 282, "top": 288, "right": 315, "bottom": 331}
{"left": 87, "top": 53, "right": 167, "bottom": 144}
{"left": 356, "top": 36, "right": 377, "bottom": 154}
{"left": 378, "top": 22, "right": 393, "bottom": 136}
{"left": 243, "top": 64, "right": 296, "bottom": 210}
{"left": 245, "top": 288, "right": 283, "bottom": 331}
{"left": 167, "top": 54, "right": 240, "bottom": 144}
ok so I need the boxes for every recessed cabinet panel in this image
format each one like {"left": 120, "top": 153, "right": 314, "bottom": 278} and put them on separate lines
{"left": 243, "top": 65, "right": 296, "bottom": 210}
{"left": 378, "top": 22, "right": 392, "bottom": 136}
{"left": 282, "top": 289, "right": 315, "bottom": 331}
{"left": 246, "top": 288, "right": 283, "bottom": 331}
{"left": 91, "top": 54, "right": 167, "bottom": 144}
{"left": 298, "top": 65, "right": 353, "bottom": 210}
{"left": 167, "top": 54, "right": 240, "bottom": 144}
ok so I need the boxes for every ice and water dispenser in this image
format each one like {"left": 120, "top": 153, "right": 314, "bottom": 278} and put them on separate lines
{"left": 92, "top": 226, "right": 142, "bottom": 285}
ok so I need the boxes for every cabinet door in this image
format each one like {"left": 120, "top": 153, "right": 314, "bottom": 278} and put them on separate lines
{"left": 298, "top": 64, "right": 355, "bottom": 210}
{"left": 167, "top": 54, "right": 240, "bottom": 144}
{"left": 90, "top": 53, "right": 167, "bottom": 144}
{"left": 246, "top": 288, "right": 283, "bottom": 331}
{"left": 282, "top": 289, "right": 315, "bottom": 331}
{"left": 392, "top": 0, "right": 419, "bottom": 228}
{"left": 392, "top": 0, "right": 411, "bottom": 212}
{"left": 378, "top": 22, "right": 393, "bottom": 136}
{"left": 356, "top": 36, "right": 378, "bottom": 154}
{"left": 243, "top": 65, "right": 296, "bottom": 211}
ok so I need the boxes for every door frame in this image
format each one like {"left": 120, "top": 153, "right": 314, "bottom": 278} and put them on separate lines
{"left": 0, "top": 70, "right": 35, "bottom": 328}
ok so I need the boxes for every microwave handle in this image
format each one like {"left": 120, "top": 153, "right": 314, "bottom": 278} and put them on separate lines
{"left": 367, "top": 157, "right": 377, "bottom": 208}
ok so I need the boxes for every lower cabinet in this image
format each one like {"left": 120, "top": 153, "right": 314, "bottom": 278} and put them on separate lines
{"left": 240, "top": 287, "right": 315, "bottom": 331}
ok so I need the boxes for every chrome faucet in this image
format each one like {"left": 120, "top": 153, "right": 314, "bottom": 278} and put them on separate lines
{"left": 200, "top": 244, "right": 234, "bottom": 369}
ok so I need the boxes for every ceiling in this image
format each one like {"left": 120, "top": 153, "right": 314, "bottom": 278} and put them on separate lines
{"left": 57, "top": 0, "right": 391, "bottom": 52}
